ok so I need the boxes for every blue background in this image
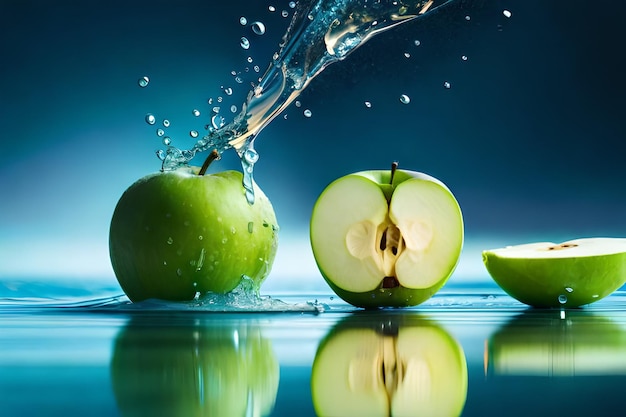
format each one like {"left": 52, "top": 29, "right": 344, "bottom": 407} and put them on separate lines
{"left": 1, "top": 0, "right": 625, "bottom": 292}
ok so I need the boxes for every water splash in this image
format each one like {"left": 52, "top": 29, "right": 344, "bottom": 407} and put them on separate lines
{"left": 158, "top": 0, "right": 454, "bottom": 203}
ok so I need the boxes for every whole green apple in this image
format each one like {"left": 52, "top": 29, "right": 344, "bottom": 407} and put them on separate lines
{"left": 483, "top": 238, "right": 626, "bottom": 307}
{"left": 111, "top": 317, "right": 279, "bottom": 417}
{"left": 109, "top": 162, "right": 279, "bottom": 302}
{"left": 311, "top": 313, "right": 468, "bottom": 417}
{"left": 310, "top": 164, "right": 464, "bottom": 308}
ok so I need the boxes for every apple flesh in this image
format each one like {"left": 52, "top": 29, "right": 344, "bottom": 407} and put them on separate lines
{"left": 109, "top": 167, "right": 279, "bottom": 302}
{"left": 483, "top": 238, "right": 626, "bottom": 308}
{"left": 310, "top": 166, "right": 464, "bottom": 308}
{"left": 311, "top": 314, "right": 468, "bottom": 417}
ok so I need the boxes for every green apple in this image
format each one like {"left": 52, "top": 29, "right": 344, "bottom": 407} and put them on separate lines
{"left": 310, "top": 163, "right": 464, "bottom": 308}
{"left": 311, "top": 314, "right": 467, "bottom": 417}
{"left": 111, "top": 317, "right": 279, "bottom": 417}
{"left": 483, "top": 237, "right": 626, "bottom": 308}
{"left": 109, "top": 158, "right": 279, "bottom": 302}
{"left": 487, "top": 310, "right": 626, "bottom": 376}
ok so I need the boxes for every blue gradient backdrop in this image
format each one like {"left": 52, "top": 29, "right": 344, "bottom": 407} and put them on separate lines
{"left": 1, "top": 0, "right": 625, "bottom": 292}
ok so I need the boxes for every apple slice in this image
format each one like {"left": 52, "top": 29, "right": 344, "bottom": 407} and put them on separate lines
{"left": 483, "top": 238, "right": 626, "bottom": 307}
{"left": 310, "top": 165, "right": 463, "bottom": 307}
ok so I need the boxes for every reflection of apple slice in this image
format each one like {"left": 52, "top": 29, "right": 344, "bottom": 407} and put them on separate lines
{"left": 487, "top": 310, "right": 626, "bottom": 377}
{"left": 483, "top": 238, "right": 626, "bottom": 307}
{"left": 111, "top": 317, "right": 279, "bottom": 417}
{"left": 311, "top": 315, "right": 467, "bottom": 417}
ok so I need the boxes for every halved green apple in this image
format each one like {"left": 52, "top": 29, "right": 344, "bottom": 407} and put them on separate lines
{"left": 311, "top": 314, "right": 468, "bottom": 417}
{"left": 310, "top": 164, "right": 464, "bottom": 308}
{"left": 483, "top": 238, "right": 626, "bottom": 307}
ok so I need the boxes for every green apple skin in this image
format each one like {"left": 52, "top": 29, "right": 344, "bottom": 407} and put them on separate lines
{"left": 487, "top": 310, "right": 626, "bottom": 377}
{"left": 111, "top": 317, "right": 279, "bottom": 417}
{"left": 109, "top": 168, "right": 279, "bottom": 302}
{"left": 311, "top": 313, "right": 468, "bottom": 417}
{"left": 310, "top": 169, "right": 464, "bottom": 308}
{"left": 483, "top": 238, "right": 626, "bottom": 308}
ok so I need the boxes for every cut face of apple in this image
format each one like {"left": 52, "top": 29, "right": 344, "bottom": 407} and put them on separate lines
{"left": 310, "top": 168, "right": 464, "bottom": 307}
{"left": 311, "top": 314, "right": 467, "bottom": 417}
{"left": 483, "top": 238, "right": 626, "bottom": 308}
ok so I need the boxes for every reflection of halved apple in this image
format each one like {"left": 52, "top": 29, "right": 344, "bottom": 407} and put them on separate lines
{"left": 110, "top": 317, "right": 279, "bottom": 417}
{"left": 487, "top": 310, "right": 626, "bottom": 377}
{"left": 311, "top": 314, "right": 467, "bottom": 417}
{"left": 483, "top": 238, "right": 626, "bottom": 307}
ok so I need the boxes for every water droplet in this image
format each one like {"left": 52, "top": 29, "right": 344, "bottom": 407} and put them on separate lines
{"left": 162, "top": 137, "right": 171, "bottom": 146}
{"left": 565, "top": 287, "right": 573, "bottom": 293}
{"left": 281, "top": 10, "right": 289, "bottom": 18}
{"left": 247, "top": 56, "right": 253, "bottom": 63}
{"left": 167, "top": 237, "right": 174, "bottom": 245}
{"left": 399, "top": 94, "right": 410, "bottom": 104}
{"left": 192, "top": 109, "right": 200, "bottom": 117}
{"left": 230, "top": 105, "right": 237, "bottom": 113}
{"left": 212, "top": 106, "right": 221, "bottom": 114}
{"left": 145, "top": 114, "right": 156, "bottom": 125}
{"left": 211, "top": 114, "right": 225, "bottom": 130}
{"left": 193, "top": 282, "right": 198, "bottom": 287}
{"left": 251, "top": 21, "right": 266, "bottom": 35}
{"left": 235, "top": 76, "right": 244, "bottom": 84}
{"left": 244, "top": 148, "right": 259, "bottom": 164}
{"left": 308, "top": 14, "right": 314, "bottom": 21}
{"left": 217, "top": 96, "right": 223, "bottom": 103}
{"left": 239, "top": 16, "right": 247, "bottom": 25}
{"left": 461, "top": 55, "right": 468, "bottom": 61}
{"left": 268, "top": 5, "right": 276, "bottom": 12}
{"left": 404, "top": 52, "right": 411, "bottom": 58}
{"left": 414, "top": 40, "right": 421, "bottom": 46}
{"left": 503, "top": 9, "right": 512, "bottom": 18}
{"left": 592, "top": 294, "right": 599, "bottom": 298}
{"left": 465, "top": 15, "right": 471, "bottom": 21}
{"left": 289, "top": 1, "right": 296, "bottom": 8}
{"left": 303, "top": 109, "right": 312, "bottom": 118}
{"left": 248, "top": 221, "right": 254, "bottom": 233}
{"left": 156, "top": 128, "right": 165, "bottom": 137}
{"left": 240, "top": 37, "right": 250, "bottom": 50}
{"left": 443, "top": 81, "right": 451, "bottom": 89}
{"left": 163, "top": 119, "right": 170, "bottom": 127}
{"left": 230, "top": 226, "right": 236, "bottom": 234}
{"left": 364, "top": 101, "right": 372, "bottom": 108}
{"left": 221, "top": 238, "right": 228, "bottom": 244}
{"left": 156, "top": 149, "right": 166, "bottom": 160}
{"left": 558, "top": 294, "right": 568, "bottom": 304}
{"left": 294, "top": 100, "right": 301, "bottom": 107}
{"left": 138, "top": 76, "right": 150, "bottom": 87}
{"left": 176, "top": 268, "right": 183, "bottom": 277}
{"left": 189, "top": 130, "right": 199, "bottom": 138}
{"left": 223, "top": 87, "right": 233, "bottom": 96}
{"left": 253, "top": 65, "right": 260, "bottom": 73}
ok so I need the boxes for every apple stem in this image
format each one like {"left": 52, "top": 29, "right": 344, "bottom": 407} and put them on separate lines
{"left": 198, "top": 149, "right": 220, "bottom": 176}
{"left": 390, "top": 161, "right": 398, "bottom": 185}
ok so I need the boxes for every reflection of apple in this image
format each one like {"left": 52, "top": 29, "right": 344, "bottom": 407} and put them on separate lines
{"left": 111, "top": 317, "right": 279, "bottom": 417}
{"left": 310, "top": 164, "right": 464, "bottom": 308}
{"left": 483, "top": 238, "right": 626, "bottom": 307}
{"left": 311, "top": 314, "right": 467, "bottom": 417}
{"left": 487, "top": 310, "right": 626, "bottom": 377}
{"left": 109, "top": 162, "right": 279, "bottom": 302}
